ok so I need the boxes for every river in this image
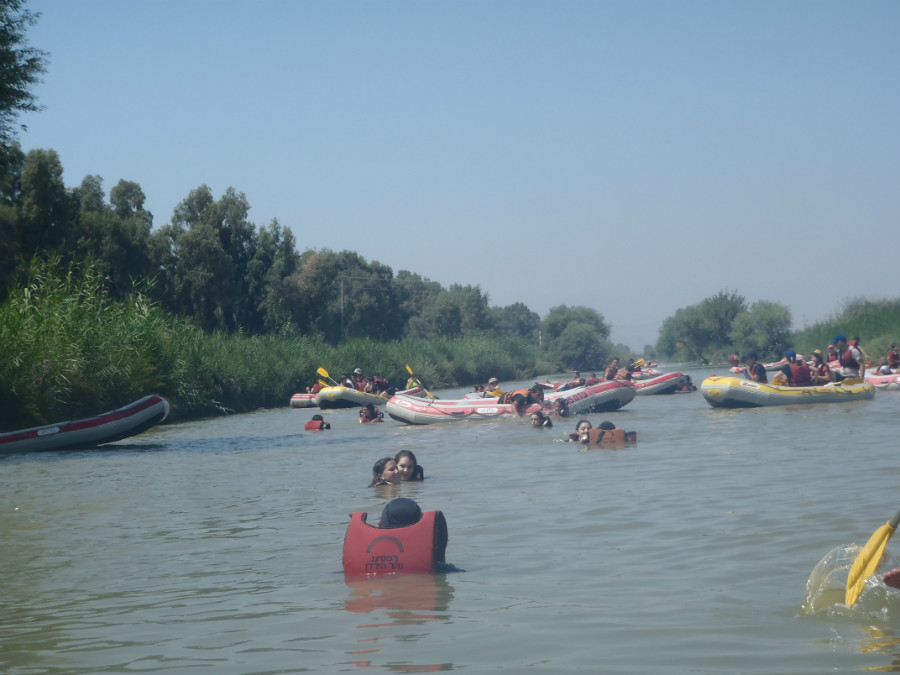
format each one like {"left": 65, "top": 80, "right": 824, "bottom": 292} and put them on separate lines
{"left": 2, "top": 365, "right": 899, "bottom": 674}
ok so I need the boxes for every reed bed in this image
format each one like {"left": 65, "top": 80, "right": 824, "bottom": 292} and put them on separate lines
{"left": 1, "top": 258, "right": 552, "bottom": 431}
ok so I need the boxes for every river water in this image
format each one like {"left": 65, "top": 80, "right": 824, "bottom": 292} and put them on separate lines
{"left": 2, "top": 365, "right": 899, "bottom": 674}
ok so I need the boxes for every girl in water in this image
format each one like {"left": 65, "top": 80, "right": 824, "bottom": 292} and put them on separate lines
{"left": 359, "top": 403, "right": 384, "bottom": 423}
{"left": 368, "top": 457, "right": 400, "bottom": 487}
{"left": 569, "top": 419, "right": 592, "bottom": 442}
{"left": 395, "top": 449, "right": 425, "bottom": 481}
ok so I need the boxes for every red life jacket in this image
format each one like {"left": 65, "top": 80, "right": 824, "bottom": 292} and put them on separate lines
{"left": 841, "top": 348, "right": 860, "bottom": 370}
{"left": 304, "top": 419, "right": 326, "bottom": 431}
{"left": 789, "top": 362, "right": 811, "bottom": 386}
{"left": 342, "top": 511, "right": 447, "bottom": 576}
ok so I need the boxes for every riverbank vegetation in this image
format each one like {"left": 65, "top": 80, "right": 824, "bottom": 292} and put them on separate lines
{"left": 0, "top": 257, "right": 571, "bottom": 430}
{"left": 656, "top": 290, "right": 900, "bottom": 365}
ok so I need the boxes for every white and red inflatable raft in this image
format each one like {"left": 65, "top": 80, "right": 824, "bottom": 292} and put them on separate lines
{"left": 634, "top": 371, "right": 690, "bottom": 395}
{"left": 386, "top": 380, "right": 635, "bottom": 425}
{"left": 0, "top": 394, "right": 170, "bottom": 454}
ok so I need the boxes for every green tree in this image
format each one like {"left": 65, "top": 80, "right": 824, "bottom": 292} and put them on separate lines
{"left": 19, "top": 148, "right": 72, "bottom": 256}
{"left": 0, "top": 0, "right": 47, "bottom": 145}
{"left": 490, "top": 302, "right": 540, "bottom": 342}
{"left": 656, "top": 290, "right": 747, "bottom": 362}
{"left": 541, "top": 305, "right": 611, "bottom": 368}
{"left": 542, "top": 305, "right": 610, "bottom": 342}
{"left": 729, "top": 300, "right": 792, "bottom": 361}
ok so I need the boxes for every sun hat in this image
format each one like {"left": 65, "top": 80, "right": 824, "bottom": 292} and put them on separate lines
{"left": 812, "top": 349, "right": 824, "bottom": 359}
{"left": 488, "top": 377, "right": 499, "bottom": 385}
{"left": 353, "top": 368, "right": 362, "bottom": 375}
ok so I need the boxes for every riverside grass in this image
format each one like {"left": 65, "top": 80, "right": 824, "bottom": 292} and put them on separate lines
{"left": 0, "top": 258, "right": 548, "bottom": 431}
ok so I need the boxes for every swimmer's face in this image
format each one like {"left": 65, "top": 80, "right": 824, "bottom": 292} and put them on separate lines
{"left": 576, "top": 421, "right": 592, "bottom": 434}
{"left": 395, "top": 456, "right": 416, "bottom": 480}
{"left": 379, "top": 460, "right": 399, "bottom": 482}
{"left": 530, "top": 414, "right": 542, "bottom": 427}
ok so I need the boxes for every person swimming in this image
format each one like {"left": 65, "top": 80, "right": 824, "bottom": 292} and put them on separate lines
{"left": 395, "top": 449, "right": 425, "bottom": 481}
{"left": 369, "top": 457, "right": 400, "bottom": 487}
{"left": 569, "top": 419, "right": 592, "bottom": 442}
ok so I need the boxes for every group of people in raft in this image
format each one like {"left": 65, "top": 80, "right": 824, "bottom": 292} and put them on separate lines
{"left": 306, "top": 367, "right": 397, "bottom": 399}
{"left": 735, "top": 333, "right": 894, "bottom": 386}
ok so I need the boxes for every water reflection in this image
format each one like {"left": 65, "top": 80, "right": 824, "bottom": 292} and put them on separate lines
{"left": 861, "top": 625, "right": 900, "bottom": 672}
{"left": 344, "top": 574, "right": 455, "bottom": 671}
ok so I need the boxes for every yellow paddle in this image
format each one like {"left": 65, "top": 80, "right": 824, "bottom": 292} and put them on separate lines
{"left": 405, "top": 364, "right": 434, "bottom": 399}
{"left": 318, "top": 379, "right": 329, "bottom": 388}
{"left": 845, "top": 508, "right": 900, "bottom": 606}
{"left": 317, "top": 367, "right": 339, "bottom": 386}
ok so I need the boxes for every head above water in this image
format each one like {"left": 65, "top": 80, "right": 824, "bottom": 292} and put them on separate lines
{"left": 380, "top": 498, "right": 422, "bottom": 529}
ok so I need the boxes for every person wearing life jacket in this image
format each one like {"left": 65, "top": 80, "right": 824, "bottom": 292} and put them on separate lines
{"left": 342, "top": 498, "right": 450, "bottom": 576}
{"left": 304, "top": 414, "right": 330, "bottom": 431}
{"left": 558, "top": 370, "right": 586, "bottom": 391}
{"left": 742, "top": 351, "right": 767, "bottom": 383}
{"left": 826, "top": 344, "right": 839, "bottom": 363}
{"left": 306, "top": 381, "right": 324, "bottom": 395}
{"left": 359, "top": 402, "right": 384, "bottom": 423}
{"left": 583, "top": 372, "right": 600, "bottom": 386}
{"left": 809, "top": 349, "right": 832, "bottom": 385}
{"left": 603, "top": 358, "right": 620, "bottom": 381}
{"left": 888, "top": 344, "right": 900, "bottom": 371}
{"left": 776, "top": 349, "right": 812, "bottom": 387}
{"left": 503, "top": 384, "right": 544, "bottom": 415}
{"left": 581, "top": 421, "right": 634, "bottom": 449}
{"left": 832, "top": 333, "right": 863, "bottom": 381}
{"left": 485, "top": 377, "right": 506, "bottom": 399}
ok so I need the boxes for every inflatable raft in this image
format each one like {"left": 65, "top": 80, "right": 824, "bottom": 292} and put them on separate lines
{"left": 387, "top": 380, "right": 634, "bottom": 425}
{"left": 316, "top": 385, "right": 425, "bottom": 409}
{"left": 700, "top": 376, "right": 875, "bottom": 408}
{"left": 289, "top": 393, "right": 318, "bottom": 408}
{"left": 634, "top": 372, "right": 689, "bottom": 395}
{"left": 0, "top": 395, "right": 170, "bottom": 454}
{"left": 866, "top": 372, "right": 900, "bottom": 391}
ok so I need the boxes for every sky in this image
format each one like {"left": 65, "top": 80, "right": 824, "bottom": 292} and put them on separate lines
{"left": 18, "top": 0, "right": 900, "bottom": 349}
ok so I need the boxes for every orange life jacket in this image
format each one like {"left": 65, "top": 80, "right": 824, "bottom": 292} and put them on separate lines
{"left": 304, "top": 419, "right": 326, "bottom": 431}
{"left": 502, "top": 388, "right": 531, "bottom": 405}
{"left": 586, "top": 427, "right": 627, "bottom": 448}
{"left": 342, "top": 510, "right": 447, "bottom": 577}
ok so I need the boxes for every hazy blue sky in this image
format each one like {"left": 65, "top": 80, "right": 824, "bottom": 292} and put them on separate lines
{"left": 19, "top": 1, "right": 899, "bottom": 349}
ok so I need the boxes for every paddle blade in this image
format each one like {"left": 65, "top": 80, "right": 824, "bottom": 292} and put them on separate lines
{"left": 319, "top": 380, "right": 329, "bottom": 387}
{"left": 317, "top": 367, "right": 330, "bottom": 379}
{"left": 406, "top": 364, "right": 414, "bottom": 375}
{"left": 845, "top": 521, "right": 897, "bottom": 606}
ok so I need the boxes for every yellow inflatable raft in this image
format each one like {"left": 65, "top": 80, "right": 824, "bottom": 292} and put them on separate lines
{"left": 700, "top": 375, "right": 875, "bottom": 408}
